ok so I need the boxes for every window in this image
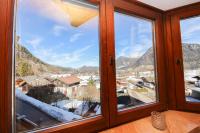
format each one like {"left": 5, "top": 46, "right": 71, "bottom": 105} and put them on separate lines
{"left": 169, "top": 5, "right": 200, "bottom": 112}
{"left": 180, "top": 16, "right": 200, "bottom": 103}
{"left": 114, "top": 12, "right": 157, "bottom": 111}
{"left": 0, "top": 0, "right": 169, "bottom": 132}
{"left": 15, "top": 0, "right": 101, "bottom": 132}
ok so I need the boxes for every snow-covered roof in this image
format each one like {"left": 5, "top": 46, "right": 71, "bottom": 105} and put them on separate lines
{"left": 16, "top": 89, "right": 82, "bottom": 122}
{"left": 19, "top": 76, "right": 51, "bottom": 86}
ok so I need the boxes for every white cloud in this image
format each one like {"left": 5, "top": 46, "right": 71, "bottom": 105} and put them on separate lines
{"left": 182, "top": 24, "right": 200, "bottom": 43}
{"left": 130, "top": 46, "right": 145, "bottom": 58}
{"left": 118, "top": 46, "right": 129, "bottom": 57}
{"left": 69, "top": 33, "right": 83, "bottom": 43}
{"left": 138, "top": 22, "right": 152, "bottom": 34}
{"left": 84, "top": 59, "right": 99, "bottom": 67}
{"left": 52, "top": 25, "right": 68, "bottom": 36}
{"left": 181, "top": 17, "right": 200, "bottom": 43}
{"left": 51, "top": 44, "right": 93, "bottom": 67}
{"left": 140, "top": 37, "right": 153, "bottom": 46}
{"left": 20, "top": 0, "right": 70, "bottom": 26}
{"left": 118, "top": 39, "right": 129, "bottom": 46}
{"left": 55, "top": 42, "right": 66, "bottom": 49}
{"left": 117, "top": 24, "right": 153, "bottom": 58}
{"left": 26, "top": 37, "right": 42, "bottom": 49}
{"left": 182, "top": 24, "right": 200, "bottom": 37}
{"left": 32, "top": 44, "right": 93, "bottom": 68}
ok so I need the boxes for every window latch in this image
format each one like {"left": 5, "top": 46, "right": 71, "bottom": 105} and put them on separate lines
{"left": 109, "top": 56, "right": 115, "bottom": 66}
{"left": 176, "top": 58, "right": 183, "bottom": 71}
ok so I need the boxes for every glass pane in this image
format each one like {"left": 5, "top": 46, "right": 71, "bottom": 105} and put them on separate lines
{"left": 15, "top": 0, "right": 101, "bottom": 132}
{"left": 114, "top": 12, "right": 157, "bottom": 111}
{"left": 180, "top": 16, "right": 200, "bottom": 103}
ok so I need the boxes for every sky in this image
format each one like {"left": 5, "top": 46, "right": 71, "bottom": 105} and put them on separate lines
{"left": 114, "top": 13, "right": 153, "bottom": 58}
{"left": 16, "top": 0, "right": 200, "bottom": 68}
{"left": 180, "top": 16, "right": 200, "bottom": 44}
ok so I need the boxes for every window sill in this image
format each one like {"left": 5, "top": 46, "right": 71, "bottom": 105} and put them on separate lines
{"left": 100, "top": 110, "right": 200, "bottom": 133}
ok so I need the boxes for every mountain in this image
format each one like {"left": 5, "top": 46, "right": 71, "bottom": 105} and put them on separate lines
{"left": 116, "top": 43, "right": 200, "bottom": 71}
{"left": 182, "top": 43, "right": 200, "bottom": 69}
{"left": 78, "top": 66, "right": 99, "bottom": 74}
{"left": 116, "top": 56, "right": 138, "bottom": 69}
{"left": 16, "top": 42, "right": 200, "bottom": 76}
{"left": 116, "top": 47, "right": 154, "bottom": 71}
{"left": 132, "top": 47, "right": 154, "bottom": 71}
{"left": 16, "top": 43, "right": 73, "bottom": 76}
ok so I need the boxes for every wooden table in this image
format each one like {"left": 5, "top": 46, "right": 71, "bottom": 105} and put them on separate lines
{"left": 100, "top": 110, "right": 200, "bottom": 133}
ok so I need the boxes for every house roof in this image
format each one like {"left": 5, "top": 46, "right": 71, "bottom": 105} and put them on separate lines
{"left": 59, "top": 76, "right": 81, "bottom": 85}
{"left": 16, "top": 98, "right": 59, "bottom": 132}
{"left": 192, "top": 76, "right": 200, "bottom": 80}
{"left": 19, "top": 76, "right": 51, "bottom": 86}
{"left": 16, "top": 79, "right": 27, "bottom": 87}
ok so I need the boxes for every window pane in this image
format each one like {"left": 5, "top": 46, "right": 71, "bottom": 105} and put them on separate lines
{"left": 180, "top": 16, "right": 200, "bottom": 103}
{"left": 15, "top": 0, "right": 101, "bottom": 132}
{"left": 114, "top": 12, "right": 157, "bottom": 111}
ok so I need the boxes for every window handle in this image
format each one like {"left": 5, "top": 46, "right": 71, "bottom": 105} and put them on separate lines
{"left": 109, "top": 56, "right": 115, "bottom": 66}
{"left": 176, "top": 58, "right": 183, "bottom": 71}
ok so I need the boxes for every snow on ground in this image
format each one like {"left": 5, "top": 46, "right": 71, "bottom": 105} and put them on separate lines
{"left": 74, "top": 102, "right": 90, "bottom": 116}
{"left": 127, "top": 77, "right": 142, "bottom": 82}
{"left": 78, "top": 76, "right": 91, "bottom": 81}
{"left": 195, "top": 81, "right": 200, "bottom": 87}
{"left": 117, "top": 104, "right": 125, "bottom": 109}
{"left": 96, "top": 106, "right": 101, "bottom": 115}
{"left": 51, "top": 74, "right": 71, "bottom": 78}
{"left": 16, "top": 89, "right": 82, "bottom": 122}
{"left": 184, "top": 70, "right": 200, "bottom": 82}
{"left": 51, "top": 100, "right": 83, "bottom": 111}
{"left": 52, "top": 100, "right": 101, "bottom": 116}
{"left": 94, "top": 105, "right": 100, "bottom": 112}
{"left": 186, "top": 96, "right": 200, "bottom": 102}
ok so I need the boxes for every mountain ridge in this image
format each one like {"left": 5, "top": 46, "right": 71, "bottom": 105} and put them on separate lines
{"left": 116, "top": 43, "right": 200, "bottom": 71}
{"left": 16, "top": 43, "right": 73, "bottom": 76}
{"left": 16, "top": 43, "right": 200, "bottom": 76}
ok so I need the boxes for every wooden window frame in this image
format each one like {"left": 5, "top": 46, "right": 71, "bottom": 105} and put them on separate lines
{"left": 5, "top": 0, "right": 200, "bottom": 132}
{"left": 0, "top": 0, "right": 14, "bottom": 132}
{"left": 166, "top": 3, "right": 200, "bottom": 112}
{"left": 106, "top": 0, "right": 167, "bottom": 127}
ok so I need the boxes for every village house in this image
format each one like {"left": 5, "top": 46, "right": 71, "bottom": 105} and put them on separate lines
{"left": 15, "top": 78, "right": 29, "bottom": 94}
{"left": 16, "top": 76, "right": 52, "bottom": 94}
{"left": 193, "top": 76, "right": 200, "bottom": 87}
{"left": 51, "top": 76, "right": 81, "bottom": 98}
{"left": 141, "top": 77, "right": 155, "bottom": 89}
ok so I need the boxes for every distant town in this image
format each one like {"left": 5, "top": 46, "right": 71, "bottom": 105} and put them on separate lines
{"left": 184, "top": 70, "right": 200, "bottom": 102}
{"left": 16, "top": 65, "right": 157, "bottom": 132}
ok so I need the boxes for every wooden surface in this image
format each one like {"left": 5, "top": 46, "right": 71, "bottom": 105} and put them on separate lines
{"left": 100, "top": 110, "right": 200, "bottom": 133}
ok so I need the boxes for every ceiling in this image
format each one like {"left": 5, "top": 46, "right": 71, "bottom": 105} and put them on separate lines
{"left": 137, "top": 0, "right": 200, "bottom": 11}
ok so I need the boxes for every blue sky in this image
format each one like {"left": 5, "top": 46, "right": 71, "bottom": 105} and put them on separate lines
{"left": 114, "top": 12, "right": 153, "bottom": 58}
{"left": 16, "top": 0, "right": 200, "bottom": 68}
{"left": 181, "top": 16, "right": 200, "bottom": 44}
{"left": 17, "top": 0, "right": 99, "bottom": 68}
